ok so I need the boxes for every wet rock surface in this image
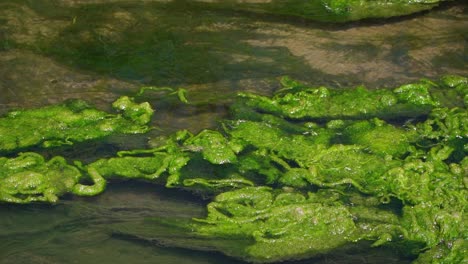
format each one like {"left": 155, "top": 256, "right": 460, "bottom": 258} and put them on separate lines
{"left": 1, "top": 1, "right": 466, "bottom": 95}
{"left": 0, "top": 50, "right": 134, "bottom": 113}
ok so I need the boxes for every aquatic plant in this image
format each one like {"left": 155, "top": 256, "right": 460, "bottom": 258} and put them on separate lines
{"left": 0, "top": 96, "right": 154, "bottom": 153}
{"left": 108, "top": 76, "right": 466, "bottom": 263}
{"left": 319, "top": 0, "right": 450, "bottom": 21}
{"left": 235, "top": 76, "right": 455, "bottom": 120}
{"left": 84, "top": 76, "right": 466, "bottom": 263}
{"left": 197, "top": 0, "right": 451, "bottom": 22}
{"left": 0, "top": 76, "right": 466, "bottom": 263}
{"left": 0, "top": 152, "right": 105, "bottom": 203}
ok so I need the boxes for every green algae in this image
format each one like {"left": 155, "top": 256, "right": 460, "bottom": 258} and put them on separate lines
{"left": 194, "top": 0, "right": 450, "bottom": 22}
{"left": 342, "top": 118, "right": 416, "bottom": 158}
{"left": 0, "top": 96, "right": 154, "bottom": 153}
{"left": 104, "top": 76, "right": 465, "bottom": 263}
{"left": 0, "top": 76, "right": 466, "bottom": 263}
{"left": 0, "top": 152, "right": 105, "bottom": 203}
{"left": 0, "top": 92, "right": 155, "bottom": 203}
{"left": 237, "top": 76, "right": 451, "bottom": 120}
{"left": 318, "top": 0, "right": 448, "bottom": 22}
{"left": 192, "top": 187, "right": 360, "bottom": 263}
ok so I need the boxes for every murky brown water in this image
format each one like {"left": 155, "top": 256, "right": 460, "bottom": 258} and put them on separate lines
{"left": 0, "top": 1, "right": 467, "bottom": 263}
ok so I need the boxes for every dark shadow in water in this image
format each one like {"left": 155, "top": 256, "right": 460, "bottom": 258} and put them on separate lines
{"left": 431, "top": 48, "right": 468, "bottom": 71}
{"left": 112, "top": 230, "right": 413, "bottom": 264}
{"left": 0, "top": 182, "right": 211, "bottom": 264}
{"left": 112, "top": 232, "right": 246, "bottom": 264}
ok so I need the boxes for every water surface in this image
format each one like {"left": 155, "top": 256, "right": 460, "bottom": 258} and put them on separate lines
{"left": 0, "top": 1, "right": 467, "bottom": 263}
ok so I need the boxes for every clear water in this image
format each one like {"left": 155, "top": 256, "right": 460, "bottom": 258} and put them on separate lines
{"left": 0, "top": 1, "right": 467, "bottom": 263}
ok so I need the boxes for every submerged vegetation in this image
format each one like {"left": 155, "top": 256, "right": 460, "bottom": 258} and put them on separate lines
{"left": 0, "top": 96, "right": 154, "bottom": 152}
{"left": 0, "top": 152, "right": 105, "bottom": 203}
{"left": 189, "top": 0, "right": 452, "bottom": 22}
{"left": 0, "top": 76, "right": 466, "bottom": 263}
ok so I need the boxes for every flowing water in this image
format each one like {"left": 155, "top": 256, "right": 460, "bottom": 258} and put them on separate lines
{"left": 0, "top": 1, "right": 467, "bottom": 263}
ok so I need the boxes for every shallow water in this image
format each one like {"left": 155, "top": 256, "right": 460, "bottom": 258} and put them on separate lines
{"left": 0, "top": 1, "right": 467, "bottom": 263}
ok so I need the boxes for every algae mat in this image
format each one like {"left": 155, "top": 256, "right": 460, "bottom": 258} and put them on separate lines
{"left": 0, "top": 1, "right": 467, "bottom": 263}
